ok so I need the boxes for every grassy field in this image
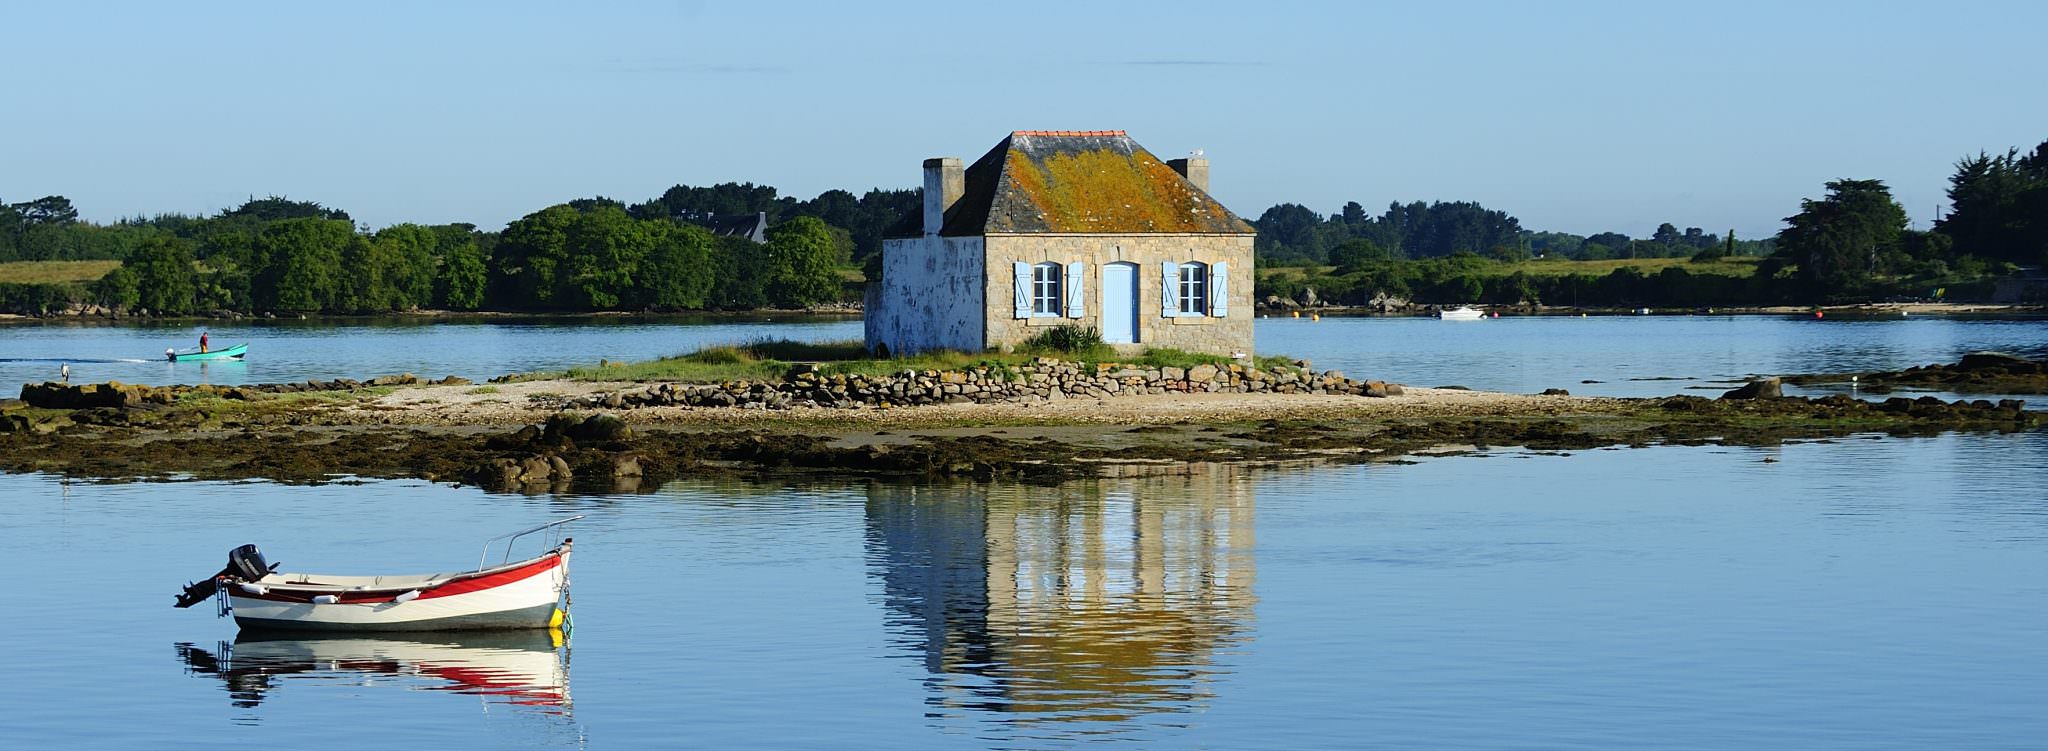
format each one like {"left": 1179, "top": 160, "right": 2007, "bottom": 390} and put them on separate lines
{"left": 0, "top": 260, "right": 121, "bottom": 284}
{"left": 543, "top": 338, "right": 1298, "bottom": 383}
{"left": 1260, "top": 256, "right": 1760, "bottom": 282}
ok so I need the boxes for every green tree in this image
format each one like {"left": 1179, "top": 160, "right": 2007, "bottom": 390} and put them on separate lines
{"left": 1772, "top": 179, "right": 1908, "bottom": 295}
{"left": 127, "top": 237, "right": 199, "bottom": 314}
{"left": 562, "top": 206, "right": 652, "bottom": 309}
{"left": 372, "top": 224, "right": 440, "bottom": 310}
{"left": 93, "top": 265, "right": 141, "bottom": 311}
{"left": 762, "top": 216, "right": 842, "bottom": 307}
{"left": 253, "top": 218, "right": 353, "bottom": 312}
{"left": 708, "top": 235, "right": 769, "bottom": 309}
{"left": 1329, "top": 238, "right": 1390, "bottom": 272}
{"left": 1937, "top": 141, "right": 2048, "bottom": 266}
{"left": 491, "top": 205, "right": 580, "bottom": 308}
{"left": 438, "top": 241, "right": 488, "bottom": 310}
{"left": 639, "top": 222, "right": 715, "bottom": 309}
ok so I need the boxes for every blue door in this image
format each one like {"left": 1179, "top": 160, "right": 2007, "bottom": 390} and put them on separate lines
{"left": 1101, "top": 262, "right": 1138, "bottom": 343}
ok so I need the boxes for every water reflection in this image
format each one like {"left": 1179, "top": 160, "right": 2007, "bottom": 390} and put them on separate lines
{"left": 866, "top": 467, "right": 1256, "bottom": 736}
{"left": 176, "top": 630, "right": 572, "bottom": 718}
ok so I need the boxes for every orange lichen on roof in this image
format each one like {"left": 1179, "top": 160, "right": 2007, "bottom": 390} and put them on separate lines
{"left": 1001, "top": 146, "right": 1233, "bottom": 233}
{"left": 1011, "top": 130, "right": 1127, "bottom": 137}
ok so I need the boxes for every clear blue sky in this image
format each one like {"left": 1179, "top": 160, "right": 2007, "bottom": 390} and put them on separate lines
{"left": 4, "top": 0, "right": 2042, "bottom": 239}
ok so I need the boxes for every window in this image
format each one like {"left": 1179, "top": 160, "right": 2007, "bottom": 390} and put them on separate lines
{"left": 1177, "top": 261, "right": 1208, "bottom": 315}
{"left": 1032, "top": 262, "right": 1063, "bottom": 316}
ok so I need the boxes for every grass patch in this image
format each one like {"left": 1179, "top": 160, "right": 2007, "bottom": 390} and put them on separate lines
{"left": 465, "top": 386, "right": 500, "bottom": 395}
{"left": 540, "top": 335, "right": 1308, "bottom": 384}
{"left": 0, "top": 260, "right": 121, "bottom": 284}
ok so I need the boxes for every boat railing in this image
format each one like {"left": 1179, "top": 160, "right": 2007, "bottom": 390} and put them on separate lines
{"left": 479, "top": 515, "right": 585, "bottom": 571}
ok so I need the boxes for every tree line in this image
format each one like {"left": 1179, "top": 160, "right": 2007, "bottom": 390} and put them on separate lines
{"left": 5, "top": 136, "right": 2041, "bottom": 315}
{"left": 1, "top": 187, "right": 882, "bottom": 315}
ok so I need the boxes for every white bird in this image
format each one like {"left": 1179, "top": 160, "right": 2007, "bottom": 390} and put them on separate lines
{"left": 1231, "top": 351, "right": 1249, "bottom": 359}
{"left": 1191, "top": 148, "right": 1205, "bottom": 157}
{"left": 60, "top": 363, "right": 70, "bottom": 382}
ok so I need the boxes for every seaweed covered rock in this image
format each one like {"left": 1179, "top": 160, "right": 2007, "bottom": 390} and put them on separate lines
{"left": 1720, "top": 377, "right": 1783, "bottom": 400}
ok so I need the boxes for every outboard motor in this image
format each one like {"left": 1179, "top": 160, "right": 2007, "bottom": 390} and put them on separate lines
{"left": 175, "top": 544, "right": 275, "bottom": 609}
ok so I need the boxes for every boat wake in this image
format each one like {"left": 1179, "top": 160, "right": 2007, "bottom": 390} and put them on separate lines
{"left": 0, "top": 357, "right": 152, "bottom": 364}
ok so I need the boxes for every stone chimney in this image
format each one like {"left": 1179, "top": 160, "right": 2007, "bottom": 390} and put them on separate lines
{"left": 1168, "top": 156, "right": 1210, "bottom": 193}
{"left": 922, "top": 157, "right": 964, "bottom": 235}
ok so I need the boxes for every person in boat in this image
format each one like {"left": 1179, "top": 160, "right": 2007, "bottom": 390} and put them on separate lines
{"left": 199, "top": 331, "right": 209, "bottom": 354}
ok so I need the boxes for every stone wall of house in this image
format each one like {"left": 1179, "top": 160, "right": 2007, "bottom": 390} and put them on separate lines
{"left": 865, "top": 235, "right": 986, "bottom": 356}
{"left": 981, "top": 234, "right": 1255, "bottom": 356}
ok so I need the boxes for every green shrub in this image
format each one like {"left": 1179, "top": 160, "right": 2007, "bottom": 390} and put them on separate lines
{"left": 1021, "top": 324, "right": 1103, "bottom": 354}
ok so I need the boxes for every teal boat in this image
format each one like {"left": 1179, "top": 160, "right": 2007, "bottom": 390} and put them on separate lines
{"left": 166, "top": 343, "right": 248, "bottom": 362}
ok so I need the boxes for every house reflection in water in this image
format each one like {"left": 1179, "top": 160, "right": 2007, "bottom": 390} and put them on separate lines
{"left": 865, "top": 466, "right": 1256, "bottom": 731}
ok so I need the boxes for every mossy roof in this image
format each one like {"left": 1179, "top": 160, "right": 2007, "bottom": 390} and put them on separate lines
{"left": 887, "top": 131, "right": 1256, "bottom": 237}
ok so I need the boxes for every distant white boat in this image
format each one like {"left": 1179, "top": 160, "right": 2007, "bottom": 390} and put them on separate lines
{"left": 1437, "top": 306, "right": 1485, "bottom": 321}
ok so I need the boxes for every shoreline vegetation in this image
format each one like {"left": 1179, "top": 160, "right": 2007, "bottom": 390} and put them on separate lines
{"left": 4, "top": 134, "right": 2044, "bottom": 318}
{"left": 3, "top": 342, "right": 2040, "bottom": 492}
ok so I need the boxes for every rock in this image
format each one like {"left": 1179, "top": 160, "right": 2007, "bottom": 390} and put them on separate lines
{"left": 1161, "top": 366, "right": 1185, "bottom": 381}
{"left": 1187, "top": 364, "right": 1218, "bottom": 382}
{"left": 1384, "top": 383, "right": 1404, "bottom": 396}
{"left": 1720, "top": 377, "right": 1782, "bottom": 400}
{"left": 1364, "top": 380, "right": 1389, "bottom": 398}
{"left": 610, "top": 453, "right": 643, "bottom": 477}
{"left": 1957, "top": 351, "right": 2038, "bottom": 372}
{"left": 517, "top": 455, "right": 553, "bottom": 482}
{"left": 547, "top": 455, "right": 573, "bottom": 480}
{"left": 1542, "top": 388, "right": 1571, "bottom": 396}
{"left": 435, "top": 376, "right": 473, "bottom": 386}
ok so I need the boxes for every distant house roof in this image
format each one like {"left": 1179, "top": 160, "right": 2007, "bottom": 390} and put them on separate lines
{"left": 697, "top": 211, "right": 769, "bottom": 243}
{"left": 888, "top": 131, "right": 1255, "bottom": 238}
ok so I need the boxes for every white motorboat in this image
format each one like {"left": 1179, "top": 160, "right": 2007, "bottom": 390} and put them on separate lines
{"left": 1436, "top": 306, "right": 1485, "bottom": 320}
{"left": 176, "top": 516, "right": 579, "bottom": 632}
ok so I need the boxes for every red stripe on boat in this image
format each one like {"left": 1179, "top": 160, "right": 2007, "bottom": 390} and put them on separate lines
{"left": 231, "top": 552, "right": 563, "bottom": 604}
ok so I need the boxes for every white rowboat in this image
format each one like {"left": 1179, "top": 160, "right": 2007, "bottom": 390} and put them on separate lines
{"left": 176, "top": 516, "right": 579, "bottom": 632}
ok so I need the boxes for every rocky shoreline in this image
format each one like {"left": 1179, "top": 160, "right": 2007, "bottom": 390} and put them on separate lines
{"left": 3, "top": 362, "right": 2039, "bottom": 492}
{"left": 1784, "top": 351, "right": 2048, "bottom": 395}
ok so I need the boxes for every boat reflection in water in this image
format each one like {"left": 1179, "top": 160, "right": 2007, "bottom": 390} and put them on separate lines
{"left": 176, "top": 630, "right": 572, "bottom": 717}
{"left": 866, "top": 466, "right": 1256, "bottom": 738}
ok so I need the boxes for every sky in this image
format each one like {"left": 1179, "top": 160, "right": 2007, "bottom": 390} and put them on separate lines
{"left": 3, "top": 0, "right": 2043, "bottom": 239}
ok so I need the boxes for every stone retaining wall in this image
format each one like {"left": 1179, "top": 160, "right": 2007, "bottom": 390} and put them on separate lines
{"left": 564, "top": 358, "right": 1402, "bottom": 411}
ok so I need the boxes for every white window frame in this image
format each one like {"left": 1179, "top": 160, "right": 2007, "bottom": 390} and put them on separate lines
{"left": 1031, "top": 262, "right": 1063, "bottom": 316}
{"left": 1176, "top": 261, "right": 1208, "bottom": 316}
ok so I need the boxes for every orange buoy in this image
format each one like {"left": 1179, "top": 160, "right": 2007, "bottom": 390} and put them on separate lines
{"left": 1815, "top": 310, "right": 1824, "bottom": 319}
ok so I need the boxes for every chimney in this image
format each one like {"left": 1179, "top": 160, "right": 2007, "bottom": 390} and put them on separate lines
{"left": 1168, "top": 156, "right": 1210, "bottom": 193}
{"left": 922, "top": 157, "right": 964, "bottom": 235}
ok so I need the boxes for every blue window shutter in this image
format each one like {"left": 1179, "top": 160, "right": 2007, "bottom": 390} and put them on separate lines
{"left": 1012, "top": 262, "right": 1031, "bottom": 319}
{"left": 1065, "top": 262, "right": 1085, "bottom": 318}
{"left": 1160, "top": 262, "right": 1179, "bottom": 317}
{"left": 1211, "top": 261, "right": 1230, "bottom": 317}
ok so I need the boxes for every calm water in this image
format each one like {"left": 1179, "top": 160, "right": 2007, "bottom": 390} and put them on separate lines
{"left": 3, "top": 314, "right": 2046, "bottom": 403}
{"left": 4, "top": 314, "right": 2047, "bottom": 747}
{"left": 5, "top": 433, "right": 2046, "bottom": 749}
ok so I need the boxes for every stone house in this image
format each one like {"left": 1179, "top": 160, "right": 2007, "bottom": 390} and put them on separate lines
{"left": 697, "top": 211, "right": 770, "bottom": 243}
{"left": 865, "top": 130, "right": 1256, "bottom": 357}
